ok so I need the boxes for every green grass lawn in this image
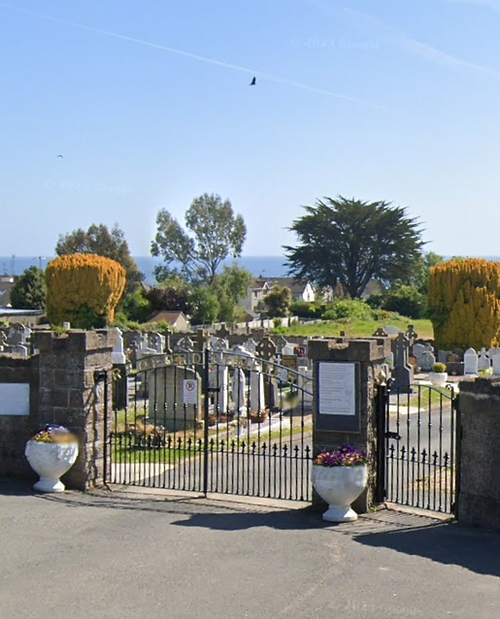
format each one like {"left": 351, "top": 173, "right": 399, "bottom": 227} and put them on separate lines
{"left": 271, "top": 314, "right": 433, "bottom": 339}
{"left": 109, "top": 416, "right": 313, "bottom": 463}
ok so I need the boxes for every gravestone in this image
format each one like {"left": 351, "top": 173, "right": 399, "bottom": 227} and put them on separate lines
{"left": 372, "top": 327, "right": 389, "bottom": 337}
{"left": 405, "top": 325, "right": 418, "bottom": 346}
{"left": 281, "top": 341, "right": 295, "bottom": 356}
{"left": 215, "top": 324, "right": 231, "bottom": 340}
{"left": 256, "top": 335, "right": 277, "bottom": 361}
{"left": 297, "top": 367, "right": 313, "bottom": 405}
{"left": 111, "top": 328, "right": 128, "bottom": 410}
{"left": 490, "top": 348, "right": 500, "bottom": 375}
{"left": 438, "top": 350, "right": 452, "bottom": 364}
{"left": 5, "top": 324, "right": 31, "bottom": 357}
{"left": 249, "top": 360, "right": 266, "bottom": 413}
{"left": 263, "top": 374, "right": 279, "bottom": 411}
{"left": 111, "top": 328, "right": 126, "bottom": 365}
{"left": 390, "top": 333, "right": 413, "bottom": 393}
{"left": 412, "top": 342, "right": 435, "bottom": 372}
{"left": 478, "top": 347, "right": 491, "bottom": 372}
{"left": 275, "top": 335, "right": 289, "bottom": 354}
{"left": 148, "top": 365, "right": 201, "bottom": 431}
{"left": 148, "top": 332, "right": 165, "bottom": 354}
{"left": 231, "top": 367, "right": 246, "bottom": 416}
{"left": 464, "top": 348, "right": 478, "bottom": 375}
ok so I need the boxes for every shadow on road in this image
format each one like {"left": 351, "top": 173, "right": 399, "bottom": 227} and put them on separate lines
{"left": 171, "top": 506, "right": 322, "bottom": 531}
{"left": 0, "top": 478, "right": 35, "bottom": 496}
{"left": 4, "top": 477, "right": 500, "bottom": 578}
{"left": 351, "top": 519, "right": 500, "bottom": 578}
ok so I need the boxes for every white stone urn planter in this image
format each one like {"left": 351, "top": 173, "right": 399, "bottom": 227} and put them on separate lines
{"left": 25, "top": 440, "right": 79, "bottom": 493}
{"left": 429, "top": 372, "right": 448, "bottom": 387}
{"left": 312, "top": 464, "right": 368, "bottom": 522}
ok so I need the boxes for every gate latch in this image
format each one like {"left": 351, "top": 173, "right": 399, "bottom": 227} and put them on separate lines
{"left": 385, "top": 431, "right": 401, "bottom": 440}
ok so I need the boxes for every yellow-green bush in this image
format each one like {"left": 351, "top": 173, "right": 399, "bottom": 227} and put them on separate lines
{"left": 45, "top": 254, "right": 126, "bottom": 327}
{"left": 427, "top": 258, "right": 500, "bottom": 350}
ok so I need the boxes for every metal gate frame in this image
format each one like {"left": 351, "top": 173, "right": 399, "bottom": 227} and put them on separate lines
{"left": 104, "top": 348, "right": 313, "bottom": 502}
{"left": 375, "top": 379, "right": 461, "bottom": 515}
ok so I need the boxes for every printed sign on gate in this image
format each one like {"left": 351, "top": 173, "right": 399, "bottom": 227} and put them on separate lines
{"left": 183, "top": 379, "right": 198, "bottom": 404}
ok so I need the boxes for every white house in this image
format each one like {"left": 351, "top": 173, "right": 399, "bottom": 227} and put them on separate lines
{"left": 238, "top": 277, "right": 315, "bottom": 313}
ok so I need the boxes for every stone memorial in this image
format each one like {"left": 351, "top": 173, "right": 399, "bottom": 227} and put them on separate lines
{"left": 148, "top": 365, "right": 201, "bottom": 431}
{"left": 390, "top": 333, "right": 413, "bottom": 393}
{"left": 464, "top": 348, "right": 478, "bottom": 375}
{"left": 477, "top": 347, "right": 491, "bottom": 372}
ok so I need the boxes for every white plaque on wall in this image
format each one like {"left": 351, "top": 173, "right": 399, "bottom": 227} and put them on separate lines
{"left": 0, "top": 383, "right": 30, "bottom": 416}
{"left": 318, "top": 362, "right": 356, "bottom": 416}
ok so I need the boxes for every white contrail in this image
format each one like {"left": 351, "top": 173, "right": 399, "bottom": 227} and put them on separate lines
{"left": 345, "top": 7, "right": 500, "bottom": 80}
{"left": 0, "top": 2, "right": 388, "bottom": 110}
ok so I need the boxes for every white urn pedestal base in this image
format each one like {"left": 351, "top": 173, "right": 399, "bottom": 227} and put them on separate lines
{"left": 25, "top": 441, "right": 79, "bottom": 493}
{"left": 312, "top": 464, "right": 368, "bottom": 523}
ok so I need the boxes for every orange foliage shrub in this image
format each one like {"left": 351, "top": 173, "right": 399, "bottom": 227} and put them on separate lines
{"left": 427, "top": 258, "right": 500, "bottom": 350}
{"left": 45, "top": 254, "right": 126, "bottom": 327}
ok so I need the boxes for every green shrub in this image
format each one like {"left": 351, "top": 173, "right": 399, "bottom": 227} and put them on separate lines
{"left": 290, "top": 300, "right": 321, "bottom": 318}
{"left": 365, "top": 293, "right": 384, "bottom": 309}
{"left": 321, "top": 299, "right": 374, "bottom": 321}
{"left": 382, "top": 285, "right": 426, "bottom": 319}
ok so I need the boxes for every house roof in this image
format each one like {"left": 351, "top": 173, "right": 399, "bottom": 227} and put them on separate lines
{"left": 146, "top": 310, "right": 188, "bottom": 325}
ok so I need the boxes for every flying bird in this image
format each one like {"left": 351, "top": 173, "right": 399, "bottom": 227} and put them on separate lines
{"left": 249, "top": 77, "right": 256, "bottom": 86}
{"left": 57, "top": 154, "right": 64, "bottom": 158}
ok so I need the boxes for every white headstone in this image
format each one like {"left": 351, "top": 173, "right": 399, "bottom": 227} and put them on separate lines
{"left": 464, "top": 348, "right": 478, "bottom": 375}
{"left": 112, "top": 328, "right": 127, "bottom": 364}
{"left": 281, "top": 342, "right": 295, "bottom": 356}
{"left": 249, "top": 361, "right": 265, "bottom": 413}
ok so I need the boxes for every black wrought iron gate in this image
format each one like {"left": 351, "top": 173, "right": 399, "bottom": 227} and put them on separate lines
{"left": 105, "top": 349, "right": 312, "bottom": 502}
{"left": 376, "top": 381, "right": 460, "bottom": 514}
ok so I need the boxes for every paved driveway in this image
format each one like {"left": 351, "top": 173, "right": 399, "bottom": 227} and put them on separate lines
{"left": 2, "top": 480, "right": 500, "bottom": 619}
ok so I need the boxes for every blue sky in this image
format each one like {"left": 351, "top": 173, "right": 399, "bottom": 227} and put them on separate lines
{"left": 2, "top": 0, "right": 500, "bottom": 257}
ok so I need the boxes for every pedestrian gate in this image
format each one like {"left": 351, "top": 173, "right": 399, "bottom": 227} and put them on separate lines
{"left": 376, "top": 380, "right": 460, "bottom": 514}
{"left": 105, "top": 349, "right": 312, "bottom": 502}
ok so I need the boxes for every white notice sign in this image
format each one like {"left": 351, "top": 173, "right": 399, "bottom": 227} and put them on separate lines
{"left": 0, "top": 383, "right": 30, "bottom": 416}
{"left": 318, "top": 363, "right": 356, "bottom": 416}
{"left": 182, "top": 379, "right": 198, "bottom": 404}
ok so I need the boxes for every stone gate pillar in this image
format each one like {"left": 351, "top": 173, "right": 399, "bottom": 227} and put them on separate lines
{"left": 33, "top": 329, "right": 116, "bottom": 491}
{"left": 309, "top": 337, "right": 390, "bottom": 513}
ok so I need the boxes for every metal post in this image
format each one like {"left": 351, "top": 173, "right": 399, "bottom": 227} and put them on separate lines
{"left": 203, "top": 348, "right": 210, "bottom": 497}
{"left": 375, "top": 382, "right": 388, "bottom": 504}
{"left": 452, "top": 394, "right": 461, "bottom": 517}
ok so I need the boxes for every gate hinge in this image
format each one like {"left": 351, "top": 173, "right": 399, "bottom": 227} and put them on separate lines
{"left": 385, "top": 431, "right": 401, "bottom": 440}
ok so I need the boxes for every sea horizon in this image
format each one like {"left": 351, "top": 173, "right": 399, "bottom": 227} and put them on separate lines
{"left": 3, "top": 254, "right": 500, "bottom": 285}
{"left": 0, "top": 255, "right": 290, "bottom": 283}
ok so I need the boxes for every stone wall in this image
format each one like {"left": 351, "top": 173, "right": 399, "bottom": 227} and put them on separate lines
{"left": 0, "top": 329, "right": 115, "bottom": 490}
{"left": 0, "top": 355, "right": 40, "bottom": 480}
{"left": 457, "top": 377, "right": 500, "bottom": 529}
{"left": 308, "top": 337, "right": 390, "bottom": 514}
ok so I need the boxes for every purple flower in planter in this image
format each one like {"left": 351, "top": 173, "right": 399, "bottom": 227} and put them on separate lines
{"left": 314, "top": 445, "right": 369, "bottom": 466}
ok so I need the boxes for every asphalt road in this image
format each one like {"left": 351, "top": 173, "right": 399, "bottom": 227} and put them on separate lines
{"left": 2, "top": 480, "right": 500, "bottom": 619}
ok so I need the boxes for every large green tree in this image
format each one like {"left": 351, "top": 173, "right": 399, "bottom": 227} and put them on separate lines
{"left": 264, "top": 285, "right": 292, "bottom": 318}
{"left": 55, "top": 223, "right": 144, "bottom": 295}
{"left": 151, "top": 193, "right": 247, "bottom": 285}
{"left": 213, "top": 264, "right": 253, "bottom": 322}
{"left": 285, "top": 196, "right": 425, "bottom": 299}
{"left": 10, "top": 266, "right": 46, "bottom": 309}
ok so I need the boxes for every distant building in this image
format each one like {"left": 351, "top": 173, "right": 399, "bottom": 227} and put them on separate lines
{"left": 146, "top": 310, "right": 190, "bottom": 332}
{"left": 238, "top": 277, "right": 315, "bottom": 313}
